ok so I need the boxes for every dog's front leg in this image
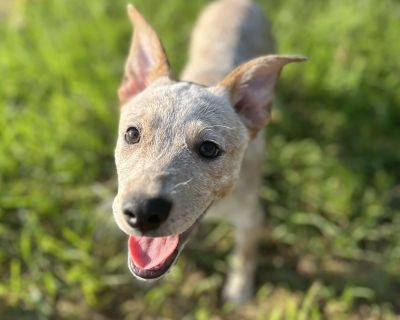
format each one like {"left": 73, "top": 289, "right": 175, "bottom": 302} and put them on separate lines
{"left": 223, "top": 204, "right": 264, "bottom": 305}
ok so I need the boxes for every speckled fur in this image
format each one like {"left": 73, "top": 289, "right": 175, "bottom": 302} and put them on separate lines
{"left": 113, "top": 0, "right": 305, "bottom": 305}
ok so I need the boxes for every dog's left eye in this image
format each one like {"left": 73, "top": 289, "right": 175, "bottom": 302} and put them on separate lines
{"left": 198, "top": 141, "right": 221, "bottom": 159}
{"left": 125, "top": 127, "right": 140, "bottom": 145}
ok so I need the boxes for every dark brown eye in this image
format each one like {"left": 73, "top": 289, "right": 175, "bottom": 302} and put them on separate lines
{"left": 198, "top": 141, "right": 221, "bottom": 159}
{"left": 125, "top": 127, "right": 140, "bottom": 145}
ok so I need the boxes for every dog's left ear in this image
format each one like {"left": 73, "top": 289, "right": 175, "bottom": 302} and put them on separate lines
{"left": 118, "top": 5, "right": 171, "bottom": 106}
{"left": 217, "top": 55, "right": 307, "bottom": 136}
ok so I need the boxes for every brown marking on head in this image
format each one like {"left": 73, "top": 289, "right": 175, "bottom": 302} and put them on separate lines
{"left": 218, "top": 55, "right": 307, "bottom": 137}
{"left": 118, "top": 5, "right": 171, "bottom": 106}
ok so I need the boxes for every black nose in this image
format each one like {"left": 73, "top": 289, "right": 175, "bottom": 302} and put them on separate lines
{"left": 123, "top": 197, "right": 172, "bottom": 233}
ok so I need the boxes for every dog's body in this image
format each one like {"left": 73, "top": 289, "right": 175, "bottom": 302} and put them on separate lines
{"left": 112, "top": 0, "right": 305, "bottom": 305}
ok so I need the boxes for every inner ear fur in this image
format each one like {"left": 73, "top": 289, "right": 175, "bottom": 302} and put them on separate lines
{"left": 218, "top": 55, "right": 307, "bottom": 136}
{"left": 118, "top": 4, "right": 171, "bottom": 106}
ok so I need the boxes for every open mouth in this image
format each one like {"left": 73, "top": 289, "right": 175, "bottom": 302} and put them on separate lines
{"left": 127, "top": 219, "right": 198, "bottom": 280}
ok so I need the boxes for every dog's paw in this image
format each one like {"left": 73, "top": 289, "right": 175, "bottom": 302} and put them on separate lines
{"left": 222, "top": 271, "right": 254, "bottom": 306}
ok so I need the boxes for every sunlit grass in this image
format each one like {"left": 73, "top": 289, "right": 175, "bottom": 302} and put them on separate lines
{"left": 0, "top": 0, "right": 399, "bottom": 318}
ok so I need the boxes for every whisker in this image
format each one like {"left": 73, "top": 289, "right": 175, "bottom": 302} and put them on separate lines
{"left": 170, "top": 178, "right": 194, "bottom": 194}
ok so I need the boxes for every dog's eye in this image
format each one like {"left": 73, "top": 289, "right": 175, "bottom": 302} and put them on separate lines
{"left": 125, "top": 127, "right": 140, "bottom": 145}
{"left": 198, "top": 141, "right": 221, "bottom": 159}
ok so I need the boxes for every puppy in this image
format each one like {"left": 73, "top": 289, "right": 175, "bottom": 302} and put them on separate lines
{"left": 112, "top": 0, "right": 305, "bottom": 304}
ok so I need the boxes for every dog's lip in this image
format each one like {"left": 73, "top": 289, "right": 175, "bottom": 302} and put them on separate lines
{"left": 127, "top": 202, "right": 213, "bottom": 280}
{"left": 127, "top": 220, "right": 198, "bottom": 280}
{"left": 127, "top": 226, "right": 194, "bottom": 279}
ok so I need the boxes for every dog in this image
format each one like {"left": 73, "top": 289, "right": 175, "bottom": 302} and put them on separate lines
{"left": 112, "top": 0, "right": 306, "bottom": 305}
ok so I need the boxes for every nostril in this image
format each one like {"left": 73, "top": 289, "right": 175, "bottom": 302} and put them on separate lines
{"left": 123, "top": 203, "right": 139, "bottom": 228}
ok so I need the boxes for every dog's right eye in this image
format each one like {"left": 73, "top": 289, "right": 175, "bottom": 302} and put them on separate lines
{"left": 197, "top": 141, "right": 221, "bottom": 160}
{"left": 125, "top": 127, "right": 140, "bottom": 145}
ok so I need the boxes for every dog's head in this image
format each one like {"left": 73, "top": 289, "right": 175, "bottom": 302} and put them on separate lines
{"left": 112, "top": 5, "right": 305, "bottom": 280}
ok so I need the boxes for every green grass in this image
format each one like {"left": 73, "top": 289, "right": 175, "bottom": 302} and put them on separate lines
{"left": 0, "top": 0, "right": 399, "bottom": 319}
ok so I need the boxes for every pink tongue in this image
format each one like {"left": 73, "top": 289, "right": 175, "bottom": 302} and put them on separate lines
{"left": 128, "top": 235, "right": 179, "bottom": 270}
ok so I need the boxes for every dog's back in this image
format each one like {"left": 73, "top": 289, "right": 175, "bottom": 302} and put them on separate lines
{"left": 181, "top": 0, "right": 275, "bottom": 85}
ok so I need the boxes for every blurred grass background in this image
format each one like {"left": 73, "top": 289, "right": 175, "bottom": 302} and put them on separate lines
{"left": 1, "top": 0, "right": 399, "bottom": 319}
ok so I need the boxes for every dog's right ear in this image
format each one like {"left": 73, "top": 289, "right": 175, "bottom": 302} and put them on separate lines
{"left": 118, "top": 5, "right": 171, "bottom": 106}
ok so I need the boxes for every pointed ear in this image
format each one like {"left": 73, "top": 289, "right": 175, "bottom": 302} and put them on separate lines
{"left": 217, "top": 55, "right": 307, "bottom": 136}
{"left": 118, "top": 4, "right": 171, "bottom": 106}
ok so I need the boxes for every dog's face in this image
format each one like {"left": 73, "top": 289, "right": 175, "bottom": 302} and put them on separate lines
{"left": 113, "top": 79, "right": 249, "bottom": 237}
{"left": 112, "top": 5, "right": 305, "bottom": 280}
